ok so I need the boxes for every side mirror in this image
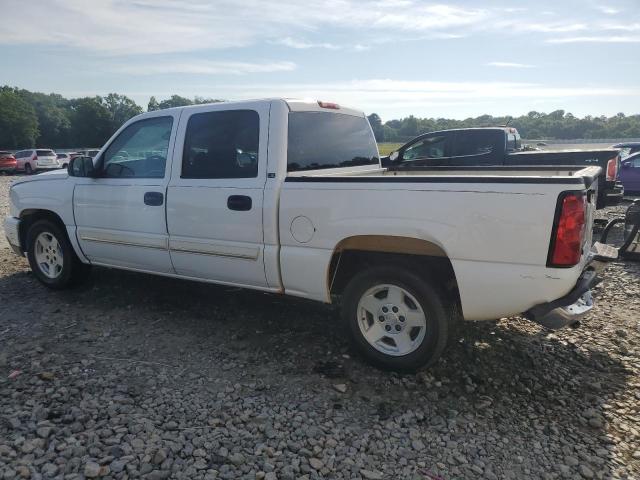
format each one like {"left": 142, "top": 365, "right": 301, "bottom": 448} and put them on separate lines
{"left": 622, "top": 162, "right": 630, "bottom": 169}
{"left": 68, "top": 156, "right": 96, "bottom": 177}
{"left": 389, "top": 151, "right": 399, "bottom": 162}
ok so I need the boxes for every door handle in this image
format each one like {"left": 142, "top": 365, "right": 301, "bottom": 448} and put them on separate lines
{"left": 227, "top": 195, "right": 252, "bottom": 211}
{"left": 144, "top": 191, "right": 164, "bottom": 206}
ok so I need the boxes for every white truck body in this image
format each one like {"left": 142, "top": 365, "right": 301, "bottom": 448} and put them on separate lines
{"left": 4, "top": 98, "right": 611, "bottom": 368}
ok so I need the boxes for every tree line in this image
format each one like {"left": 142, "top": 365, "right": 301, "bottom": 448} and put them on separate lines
{"left": 0, "top": 87, "right": 222, "bottom": 150}
{"left": 1, "top": 85, "right": 639, "bottom": 150}
{"left": 367, "top": 110, "right": 640, "bottom": 143}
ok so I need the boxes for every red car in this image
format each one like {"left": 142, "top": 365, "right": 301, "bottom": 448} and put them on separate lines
{"left": 0, "top": 151, "right": 17, "bottom": 174}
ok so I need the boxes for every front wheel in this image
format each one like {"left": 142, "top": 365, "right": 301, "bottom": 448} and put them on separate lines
{"left": 341, "top": 266, "right": 454, "bottom": 371}
{"left": 26, "top": 220, "right": 90, "bottom": 289}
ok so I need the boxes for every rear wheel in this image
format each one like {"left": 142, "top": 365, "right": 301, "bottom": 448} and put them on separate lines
{"left": 341, "top": 266, "right": 454, "bottom": 371}
{"left": 26, "top": 220, "right": 90, "bottom": 289}
{"left": 24, "top": 163, "right": 33, "bottom": 175}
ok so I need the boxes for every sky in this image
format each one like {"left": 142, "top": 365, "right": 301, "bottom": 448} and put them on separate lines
{"left": 0, "top": 0, "right": 639, "bottom": 121}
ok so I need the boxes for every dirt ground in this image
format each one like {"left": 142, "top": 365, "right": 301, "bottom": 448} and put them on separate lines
{"left": 0, "top": 174, "right": 639, "bottom": 480}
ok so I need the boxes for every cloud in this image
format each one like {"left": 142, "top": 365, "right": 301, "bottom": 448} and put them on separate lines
{"left": 602, "top": 22, "right": 640, "bottom": 31}
{"left": 487, "top": 62, "right": 535, "bottom": 69}
{"left": 547, "top": 35, "right": 640, "bottom": 43}
{"left": 596, "top": 5, "right": 620, "bottom": 14}
{"left": 112, "top": 60, "right": 296, "bottom": 75}
{"left": 0, "top": 0, "right": 492, "bottom": 55}
{"left": 193, "top": 79, "right": 639, "bottom": 109}
{"left": 273, "top": 37, "right": 341, "bottom": 50}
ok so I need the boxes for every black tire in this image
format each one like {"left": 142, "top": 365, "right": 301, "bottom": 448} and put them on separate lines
{"left": 341, "top": 266, "right": 455, "bottom": 371}
{"left": 24, "top": 163, "right": 33, "bottom": 175}
{"left": 26, "top": 219, "right": 91, "bottom": 289}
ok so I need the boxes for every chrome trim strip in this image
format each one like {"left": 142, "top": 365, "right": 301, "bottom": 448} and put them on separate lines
{"left": 79, "top": 236, "right": 167, "bottom": 251}
{"left": 170, "top": 246, "right": 258, "bottom": 260}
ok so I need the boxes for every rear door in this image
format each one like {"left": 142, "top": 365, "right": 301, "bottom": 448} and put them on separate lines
{"left": 166, "top": 102, "right": 270, "bottom": 288}
{"left": 451, "top": 130, "right": 503, "bottom": 165}
{"left": 622, "top": 156, "right": 640, "bottom": 191}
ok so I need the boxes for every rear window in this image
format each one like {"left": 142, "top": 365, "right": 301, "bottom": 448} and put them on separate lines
{"left": 36, "top": 149, "right": 54, "bottom": 156}
{"left": 287, "top": 112, "right": 379, "bottom": 172}
{"left": 506, "top": 133, "right": 521, "bottom": 151}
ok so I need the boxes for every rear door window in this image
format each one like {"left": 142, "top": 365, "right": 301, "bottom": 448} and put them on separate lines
{"left": 452, "top": 131, "right": 499, "bottom": 157}
{"left": 287, "top": 112, "right": 379, "bottom": 172}
{"left": 182, "top": 110, "right": 259, "bottom": 179}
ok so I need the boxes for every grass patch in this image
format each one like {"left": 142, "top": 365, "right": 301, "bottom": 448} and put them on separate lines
{"left": 377, "top": 143, "right": 403, "bottom": 156}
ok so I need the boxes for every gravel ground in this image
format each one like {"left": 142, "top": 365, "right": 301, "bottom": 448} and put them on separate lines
{"left": 1, "top": 174, "right": 639, "bottom": 480}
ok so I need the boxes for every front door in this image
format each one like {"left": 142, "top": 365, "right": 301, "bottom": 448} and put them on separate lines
{"left": 166, "top": 102, "right": 270, "bottom": 288}
{"left": 399, "top": 132, "right": 453, "bottom": 167}
{"left": 74, "top": 112, "right": 179, "bottom": 273}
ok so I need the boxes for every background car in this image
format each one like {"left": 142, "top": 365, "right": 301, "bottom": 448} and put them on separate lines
{"left": 0, "top": 151, "right": 17, "bottom": 174}
{"left": 620, "top": 152, "right": 640, "bottom": 193}
{"left": 56, "top": 152, "right": 72, "bottom": 168}
{"left": 14, "top": 149, "right": 59, "bottom": 174}
{"left": 76, "top": 149, "right": 100, "bottom": 159}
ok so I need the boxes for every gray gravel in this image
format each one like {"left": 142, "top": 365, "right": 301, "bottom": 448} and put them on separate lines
{"left": 1, "top": 174, "right": 639, "bottom": 479}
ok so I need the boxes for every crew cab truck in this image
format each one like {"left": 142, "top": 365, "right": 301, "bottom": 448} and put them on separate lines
{"left": 382, "top": 127, "right": 624, "bottom": 208}
{"left": 3, "top": 99, "right": 615, "bottom": 370}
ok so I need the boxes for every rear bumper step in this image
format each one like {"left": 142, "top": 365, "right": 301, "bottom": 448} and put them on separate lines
{"left": 524, "top": 242, "right": 617, "bottom": 329}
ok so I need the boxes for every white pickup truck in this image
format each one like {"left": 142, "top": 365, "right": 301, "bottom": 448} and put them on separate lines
{"left": 3, "top": 99, "right": 615, "bottom": 370}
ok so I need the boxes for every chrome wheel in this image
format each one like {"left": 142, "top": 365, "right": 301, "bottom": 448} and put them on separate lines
{"left": 34, "top": 232, "right": 64, "bottom": 279}
{"left": 356, "top": 284, "right": 427, "bottom": 356}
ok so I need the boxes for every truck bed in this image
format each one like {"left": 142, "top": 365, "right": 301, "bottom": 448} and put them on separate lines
{"left": 280, "top": 165, "right": 599, "bottom": 320}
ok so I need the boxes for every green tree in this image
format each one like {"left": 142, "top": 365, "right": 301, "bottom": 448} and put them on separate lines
{"left": 193, "top": 96, "right": 224, "bottom": 105}
{"left": 147, "top": 96, "right": 160, "bottom": 112}
{"left": 103, "top": 93, "right": 143, "bottom": 130}
{"left": 367, "top": 113, "right": 384, "bottom": 141}
{"left": 158, "top": 95, "right": 193, "bottom": 109}
{"left": 0, "top": 88, "right": 39, "bottom": 149}
{"left": 69, "top": 97, "right": 112, "bottom": 147}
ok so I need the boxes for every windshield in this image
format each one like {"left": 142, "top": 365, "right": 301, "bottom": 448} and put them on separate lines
{"left": 287, "top": 112, "right": 379, "bottom": 172}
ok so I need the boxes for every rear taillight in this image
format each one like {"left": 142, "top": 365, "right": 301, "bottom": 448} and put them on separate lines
{"left": 547, "top": 192, "right": 586, "bottom": 267}
{"left": 606, "top": 156, "right": 618, "bottom": 181}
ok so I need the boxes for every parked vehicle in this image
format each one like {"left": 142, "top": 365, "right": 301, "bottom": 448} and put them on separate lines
{"left": 612, "top": 142, "right": 640, "bottom": 158}
{"left": 3, "top": 99, "right": 615, "bottom": 370}
{"left": 0, "top": 151, "right": 17, "bottom": 174}
{"left": 382, "top": 127, "right": 624, "bottom": 208}
{"left": 14, "top": 149, "right": 60, "bottom": 174}
{"left": 56, "top": 153, "right": 72, "bottom": 168}
{"left": 76, "top": 149, "right": 100, "bottom": 159}
{"left": 620, "top": 152, "right": 640, "bottom": 193}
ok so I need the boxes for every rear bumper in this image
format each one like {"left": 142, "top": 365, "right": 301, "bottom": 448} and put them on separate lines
{"left": 3, "top": 216, "right": 23, "bottom": 256}
{"left": 524, "top": 242, "right": 618, "bottom": 329}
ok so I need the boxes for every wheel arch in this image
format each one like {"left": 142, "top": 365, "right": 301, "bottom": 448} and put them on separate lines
{"left": 18, "top": 209, "right": 88, "bottom": 263}
{"left": 327, "top": 235, "right": 461, "bottom": 313}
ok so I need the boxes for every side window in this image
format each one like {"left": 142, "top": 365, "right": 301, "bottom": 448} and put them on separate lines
{"left": 101, "top": 116, "right": 173, "bottom": 178}
{"left": 632, "top": 158, "right": 640, "bottom": 168}
{"left": 182, "top": 110, "right": 259, "bottom": 179}
{"left": 453, "top": 131, "right": 496, "bottom": 157}
{"left": 403, "top": 135, "right": 447, "bottom": 161}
